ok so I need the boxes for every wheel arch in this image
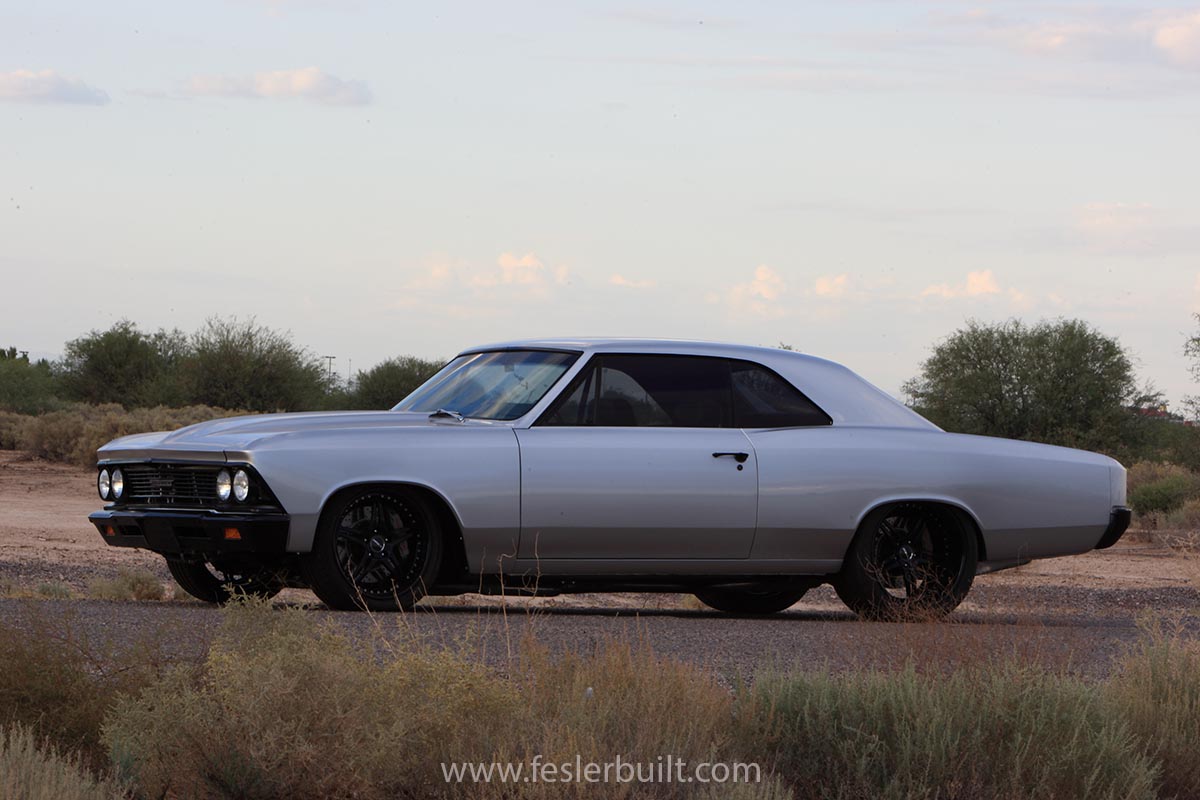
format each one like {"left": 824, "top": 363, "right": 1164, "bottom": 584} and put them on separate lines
{"left": 314, "top": 480, "right": 471, "bottom": 586}
{"left": 849, "top": 496, "right": 987, "bottom": 563}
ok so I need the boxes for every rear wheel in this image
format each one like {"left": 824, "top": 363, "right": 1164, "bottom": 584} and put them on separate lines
{"left": 303, "top": 487, "right": 443, "bottom": 611}
{"left": 694, "top": 584, "right": 809, "bottom": 615}
{"left": 165, "top": 558, "right": 283, "bottom": 604}
{"left": 835, "top": 503, "right": 977, "bottom": 621}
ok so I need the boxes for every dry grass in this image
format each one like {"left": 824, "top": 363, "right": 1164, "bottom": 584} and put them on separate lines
{"left": 736, "top": 662, "right": 1158, "bottom": 800}
{"left": 87, "top": 569, "right": 166, "bottom": 602}
{"left": 0, "top": 606, "right": 172, "bottom": 770}
{"left": 1107, "top": 615, "right": 1200, "bottom": 800}
{"left": 0, "top": 724, "right": 127, "bottom": 800}
{"left": 2, "top": 598, "right": 1198, "bottom": 798}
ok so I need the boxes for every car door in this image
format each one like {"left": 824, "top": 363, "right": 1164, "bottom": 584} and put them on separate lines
{"left": 514, "top": 354, "right": 758, "bottom": 560}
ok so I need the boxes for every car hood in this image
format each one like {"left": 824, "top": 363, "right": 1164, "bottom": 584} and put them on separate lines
{"left": 96, "top": 410, "right": 496, "bottom": 462}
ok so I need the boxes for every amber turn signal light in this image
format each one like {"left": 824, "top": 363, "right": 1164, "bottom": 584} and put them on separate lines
{"left": 223, "top": 527, "right": 242, "bottom": 541}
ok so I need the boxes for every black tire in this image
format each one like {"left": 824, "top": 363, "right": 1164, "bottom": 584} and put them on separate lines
{"left": 694, "top": 584, "right": 809, "bottom": 615}
{"left": 303, "top": 486, "right": 443, "bottom": 611}
{"left": 835, "top": 503, "right": 978, "bottom": 621}
{"left": 166, "top": 558, "right": 283, "bottom": 604}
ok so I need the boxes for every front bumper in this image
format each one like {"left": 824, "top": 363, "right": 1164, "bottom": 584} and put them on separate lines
{"left": 89, "top": 509, "right": 289, "bottom": 556}
{"left": 1094, "top": 506, "right": 1132, "bottom": 550}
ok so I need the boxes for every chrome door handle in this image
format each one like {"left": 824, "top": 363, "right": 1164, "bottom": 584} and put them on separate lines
{"left": 712, "top": 452, "right": 749, "bottom": 463}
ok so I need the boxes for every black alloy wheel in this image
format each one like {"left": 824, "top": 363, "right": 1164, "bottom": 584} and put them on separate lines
{"left": 835, "top": 503, "right": 977, "bottom": 621}
{"left": 303, "top": 487, "right": 442, "bottom": 611}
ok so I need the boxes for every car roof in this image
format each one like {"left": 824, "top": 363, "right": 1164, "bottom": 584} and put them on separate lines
{"left": 460, "top": 338, "right": 940, "bottom": 431}
{"left": 462, "top": 337, "right": 830, "bottom": 363}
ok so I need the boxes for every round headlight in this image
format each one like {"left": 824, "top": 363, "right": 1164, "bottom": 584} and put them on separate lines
{"left": 111, "top": 468, "right": 124, "bottom": 499}
{"left": 97, "top": 469, "right": 111, "bottom": 500}
{"left": 233, "top": 469, "right": 250, "bottom": 502}
{"left": 216, "top": 470, "right": 232, "bottom": 502}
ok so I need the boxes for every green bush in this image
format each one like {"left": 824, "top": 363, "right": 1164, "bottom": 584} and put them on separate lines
{"left": 178, "top": 316, "right": 330, "bottom": 412}
{"left": 1128, "top": 473, "right": 1200, "bottom": 524}
{"left": 57, "top": 321, "right": 187, "bottom": 408}
{"left": 0, "top": 348, "right": 62, "bottom": 414}
{"left": 735, "top": 664, "right": 1157, "bottom": 800}
{"left": 345, "top": 356, "right": 442, "bottom": 409}
{"left": 0, "top": 724, "right": 128, "bottom": 800}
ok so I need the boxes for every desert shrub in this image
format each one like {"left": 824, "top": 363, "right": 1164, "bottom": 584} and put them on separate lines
{"left": 512, "top": 634, "right": 735, "bottom": 796}
{"left": 1127, "top": 461, "right": 1200, "bottom": 498}
{"left": 177, "top": 316, "right": 330, "bottom": 412}
{"left": 1129, "top": 473, "right": 1200, "bottom": 526}
{"left": 21, "top": 403, "right": 233, "bottom": 467}
{"left": 1106, "top": 617, "right": 1200, "bottom": 799}
{"left": 733, "top": 662, "right": 1157, "bottom": 800}
{"left": 87, "top": 570, "right": 165, "bottom": 602}
{"left": 0, "top": 409, "right": 32, "bottom": 449}
{"left": 103, "top": 601, "right": 524, "bottom": 799}
{"left": 1165, "top": 499, "right": 1200, "bottom": 532}
{"left": 345, "top": 356, "right": 443, "bottom": 409}
{"left": 34, "top": 582, "right": 73, "bottom": 599}
{"left": 0, "top": 615, "right": 163, "bottom": 767}
{"left": 0, "top": 724, "right": 128, "bottom": 800}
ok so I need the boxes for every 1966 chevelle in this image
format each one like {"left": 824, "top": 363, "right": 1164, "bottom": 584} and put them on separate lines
{"left": 89, "top": 338, "right": 1130, "bottom": 619}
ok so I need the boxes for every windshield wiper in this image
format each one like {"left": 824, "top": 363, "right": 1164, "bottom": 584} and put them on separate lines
{"left": 429, "top": 408, "right": 465, "bottom": 422}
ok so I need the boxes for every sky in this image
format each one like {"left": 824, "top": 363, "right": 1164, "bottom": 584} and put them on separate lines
{"left": 2, "top": 1, "right": 1199, "bottom": 406}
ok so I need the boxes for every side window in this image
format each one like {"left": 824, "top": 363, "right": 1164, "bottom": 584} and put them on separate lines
{"left": 731, "top": 361, "right": 831, "bottom": 428}
{"left": 539, "top": 355, "right": 732, "bottom": 427}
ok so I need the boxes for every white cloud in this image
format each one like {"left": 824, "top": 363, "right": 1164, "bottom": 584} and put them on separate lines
{"left": 185, "top": 67, "right": 370, "bottom": 106}
{"left": 1074, "top": 201, "right": 1156, "bottom": 252}
{"left": 0, "top": 69, "right": 109, "bottom": 105}
{"left": 921, "top": 269, "right": 1000, "bottom": 299}
{"left": 726, "top": 265, "right": 788, "bottom": 318}
{"left": 813, "top": 273, "right": 849, "bottom": 297}
{"left": 610, "top": 273, "right": 656, "bottom": 289}
{"left": 399, "top": 251, "right": 569, "bottom": 313}
{"left": 1152, "top": 11, "right": 1200, "bottom": 68}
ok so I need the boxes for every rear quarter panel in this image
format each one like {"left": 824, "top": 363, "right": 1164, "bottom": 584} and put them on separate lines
{"left": 749, "top": 426, "right": 1115, "bottom": 564}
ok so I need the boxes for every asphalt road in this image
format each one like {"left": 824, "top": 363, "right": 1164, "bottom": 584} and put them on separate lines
{"left": 4, "top": 581, "right": 1193, "bottom": 681}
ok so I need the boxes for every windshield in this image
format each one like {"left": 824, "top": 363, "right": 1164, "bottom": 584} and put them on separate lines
{"left": 393, "top": 350, "right": 579, "bottom": 420}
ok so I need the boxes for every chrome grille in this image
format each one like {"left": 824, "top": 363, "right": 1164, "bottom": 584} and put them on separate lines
{"left": 120, "top": 464, "right": 220, "bottom": 506}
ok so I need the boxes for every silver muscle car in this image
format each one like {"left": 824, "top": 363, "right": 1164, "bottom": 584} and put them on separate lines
{"left": 89, "top": 338, "right": 1130, "bottom": 619}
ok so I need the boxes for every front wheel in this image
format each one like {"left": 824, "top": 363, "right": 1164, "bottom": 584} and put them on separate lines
{"left": 835, "top": 503, "right": 977, "bottom": 621}
{"left": 166, "top": 558, "right": 283, "bottom": 604}
{"left": 303, "top": 487, "right": 443, "bottom": 611}
{"left": 694, "top": 584, "right": 809, "bottom": 615}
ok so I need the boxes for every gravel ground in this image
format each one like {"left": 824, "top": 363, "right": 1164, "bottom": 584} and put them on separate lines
{"left": 2, "top": 449, "right": 1198, "bottom": 679}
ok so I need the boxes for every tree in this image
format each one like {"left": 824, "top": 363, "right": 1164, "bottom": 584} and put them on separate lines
{"left": 178, "top": 317, "right": 330, "bottom": 412}
{"left": 903, "top": 318, "right": 1150, "bottom": 452}
{"left": 57, "top": 321, "right": 187, "bottom": 407}
{"left": 345, "top": 356, "right": 443, "bottom": 410}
